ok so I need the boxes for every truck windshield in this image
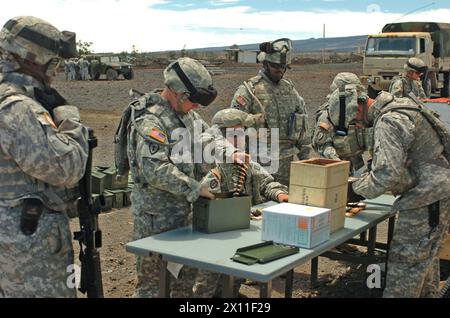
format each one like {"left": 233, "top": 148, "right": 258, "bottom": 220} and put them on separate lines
{"left": 366, "top": 37, "right": 416, "bottom": 56}
{"left": 110, "top": 56, "right": 120, "bottom": 63}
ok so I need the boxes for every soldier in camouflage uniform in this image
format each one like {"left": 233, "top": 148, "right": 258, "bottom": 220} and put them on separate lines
{"left": 125, "top": 57, "right": 247, "bottom": 298}
{"left": 389, "top": 57, "right": 427, "bottom": 99}
{"left": 0, "top": 16, "right": 87, "bottom": 297}
{"left": 312, "top": 73, "right": 374, "bottom": 173}
{"left": 350, "top": 91, "right": 450, "bottom": 297}
{"left": 193, "top": 108, "right": 289, "bottom": 298}
{"left": 230, "top": 38, "right": 313, "bottom": 186}
{"left": 78, "top": 57, "right": 90, "bottom": 81}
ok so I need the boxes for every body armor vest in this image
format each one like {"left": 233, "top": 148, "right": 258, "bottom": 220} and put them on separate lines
{"left": 374, "top": 100, "right": 450, "bottom": 209}
{"left": 246, "top": 74, "right": 307, "bottom": 159}
{"left": 0, "top": 82, "right": 79, "bottom": 211}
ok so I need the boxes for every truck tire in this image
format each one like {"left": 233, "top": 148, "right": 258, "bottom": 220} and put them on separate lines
{"left": 124, "top": 70, "right": 134, "bottom": 80}
{"left": 106, "top": 69, "right": 118, "bottom": 81}
{"left": 441, "top": 72, "right": 450, "bottom": 98}
{"left": 368, "top": 85, "right": 379, "bottom": 99}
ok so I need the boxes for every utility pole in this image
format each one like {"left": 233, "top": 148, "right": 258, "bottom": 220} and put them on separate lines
{"left": 322, "top": 24, "right": 326, "bottom": 64}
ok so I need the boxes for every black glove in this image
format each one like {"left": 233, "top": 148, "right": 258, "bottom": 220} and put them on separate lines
{"left": 347, "top": 181, "right": 365, "bottom": 203}
{"left": 34, "top": 87, "right": 67, "bottom": 113}
{"left": 20, "top": 199, "right": 44, "bottom": 236}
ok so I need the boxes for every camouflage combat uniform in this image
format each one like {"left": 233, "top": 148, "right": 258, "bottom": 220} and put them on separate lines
{"left": 389, "top": 57, "right": 427, "bottom": 99}
{"left": 353, "top": 92, "right": 450, "bottom": 297}
{"left": 127, "top": 90, "right": 234, "bottom": 298}
{"left": 312, "top": 82, "right": 373, "bottom": 173}
{"left": 230, "top": 70, "right": 312, "bottom": 186}
{"left": 193, "top": 161, "right": 287, "bottom": 297}
{"left": 79, "top": 58, "right": 90, "bottom": 81}
{"left": 390, "top": 76, "right": 426, "bottom": 99}
{"left": 0, "top": 55, "right": 88, "bottom": 297}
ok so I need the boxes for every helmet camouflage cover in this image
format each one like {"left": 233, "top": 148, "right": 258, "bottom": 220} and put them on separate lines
{"left": 0, "top": 16, "right": 77, "bottom": 66}
{"left": 212, "top": 109, "right": 249, "bottom": 128}
{"left": 257, "top": 38, "right": 293, "bottom": 65}
{"left": 164, "top": 57, "right": 214, "bottom": 93}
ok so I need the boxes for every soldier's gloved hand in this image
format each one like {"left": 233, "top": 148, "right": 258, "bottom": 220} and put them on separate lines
{"left": 277, "top": 193, "right": 289, "bottom": 203}
{"left": 347, "top": 180, "right": 365, "bottom": 203}
{"left": 34, "top": 87, "right": 67, "bottom": 111}
{"left": 52, "top": 105, "right": 81, "bottom": 126}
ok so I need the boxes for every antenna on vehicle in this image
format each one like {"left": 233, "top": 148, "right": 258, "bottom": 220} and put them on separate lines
{"left": 392, "top": 2, "right": 436, "bottom": 23}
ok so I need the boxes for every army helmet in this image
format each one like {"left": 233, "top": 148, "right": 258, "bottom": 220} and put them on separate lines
{"left": 330, "top": 72, "right": 361, "bottom": 92}
{"left": 164, "top": 57, "right": 217, "bottom": 106}
{"left": 257, "top": 38, "right": 293, "bottom": 65}
{"left": 0, "top": 16, "right": 78, "bottom": 66}
{"left": 212, "top": 109, "right": 249, "bottom": 128}
{"left": 404, "top": 57, "right": 427, "bottom": 73}
{"left": 327, "top": 84, "right": 363, "bottom": 129}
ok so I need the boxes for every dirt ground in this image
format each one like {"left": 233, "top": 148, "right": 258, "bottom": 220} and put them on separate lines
{"left": 52, "top": 63, "right": 448, "bottom": 298}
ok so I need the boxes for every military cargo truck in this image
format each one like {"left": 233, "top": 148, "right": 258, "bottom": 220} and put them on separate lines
{"left": 361, "top": 22, "right": 450, "bottom": 98}
{"left": 87, "top": 55, "right": 134, "bottom": 81}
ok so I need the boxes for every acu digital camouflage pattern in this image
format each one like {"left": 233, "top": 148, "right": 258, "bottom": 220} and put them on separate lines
{"left": 389, "top": 76, "right": 426, "bottom": 99}
{"left": 312, "top": 80, "right": 371, "bottom": 172}
{"left": 127, "top": 63, "right": 235, "bottom": 297}
{"left": 353, "top": 93, "right": 450, "bottom": 297}
{"left": 383, "top": 198, "right": 450, "bottom": 297}
{"left": 164, "top": 57, "right": 214, "bottom": 94}
{"left": 0, "top": 52, "right": 89, "bottom": 297}
{"left": 193, "top": 161, "right": 287, "bottom": 298}
{"left": 78, "top": 58, "right": 90, "bottom": 81}
{"left": 230, "top": 70, "right": 313, "bottom": 186}
{"left": 257, "top": 38, "right": 293, "bottom": 65}
{"left": 211, "top": 108, "right": 249, "bottom": 128}
{"left": 0, "top": 16, "right": 64, "bottom": 66}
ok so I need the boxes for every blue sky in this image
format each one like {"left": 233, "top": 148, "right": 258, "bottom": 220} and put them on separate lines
{"left": 1, "top": 0, "right": 450, "bottom": 52}
{"left": 154, "top": 0, "right": 449, "bottom": 13}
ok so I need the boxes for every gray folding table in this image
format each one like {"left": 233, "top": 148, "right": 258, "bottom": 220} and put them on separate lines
{"left": 126, "top": 195, "right": 397, "bottom": 298}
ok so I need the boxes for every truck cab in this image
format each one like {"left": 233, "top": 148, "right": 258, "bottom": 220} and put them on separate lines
{"left": 362, "top": 33, "right": 434, "bottom": 96}
{"left": 361, "top": 22, "right": 450, "bottom": 98}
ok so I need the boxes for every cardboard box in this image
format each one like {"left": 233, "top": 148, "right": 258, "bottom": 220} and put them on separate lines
{"left": 290, "top": 159, "right": 350, "bottom": 189}
{"left": 289, "top": 184, "right": 348, "bottom": 210}
{"left": 331, "top": 206, "right": 346, "bottom": 234}
{"left": 262, "top": 203, "right": 330, "bottom": 249}
{"left": 193, "top": 196, "right": 251, "bottom": 233}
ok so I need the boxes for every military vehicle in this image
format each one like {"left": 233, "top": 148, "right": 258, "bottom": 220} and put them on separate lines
{"left": 361, "top": 22, "right": 450, "bottom": 98}
{"left": 87, "top": 55, "right": 134, "bottom": 81}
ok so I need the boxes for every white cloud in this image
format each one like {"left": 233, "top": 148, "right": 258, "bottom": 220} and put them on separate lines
{"left": 1, "top": 1, "right": 449, "bottom": 52}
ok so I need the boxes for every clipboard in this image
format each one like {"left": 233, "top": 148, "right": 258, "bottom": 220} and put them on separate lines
{"left": 231, "top": 241, "right": 299, "bottom": 265}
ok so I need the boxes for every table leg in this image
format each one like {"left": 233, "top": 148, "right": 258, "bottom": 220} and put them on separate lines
{"left": 368, "top": 226, "right": 377, "bottom": 256}
{"left": 158, "top": 259, "right": 170, "bottom": 298}
{"left": 221, "top": 275, "right": 235, "bottom": 298}
{"left": 284, "top": 270, "right": 294, "bottom": 298}
{"left": 360, "top": 231, "right": 367, "bottom": 243}
{"left": 311, "top": 257, "right": 319, "bottom": 288}
{"left": 260, "top": 281, "right": 272, "bottom": 298}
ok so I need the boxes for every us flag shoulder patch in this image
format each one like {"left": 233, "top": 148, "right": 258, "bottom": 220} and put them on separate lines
{"left": 148, "top": 128, "right": 167, "bottom": 143}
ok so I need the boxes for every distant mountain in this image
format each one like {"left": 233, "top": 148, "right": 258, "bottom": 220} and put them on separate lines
{"left": 188, "top": 35, "right": 368, "bottom": 53}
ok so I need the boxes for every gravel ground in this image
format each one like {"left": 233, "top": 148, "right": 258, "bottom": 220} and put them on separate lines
{"left": 53, "top": 63, "right": 448, "bottom": 298}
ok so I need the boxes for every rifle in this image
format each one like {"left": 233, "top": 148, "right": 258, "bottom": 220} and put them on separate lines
{"left": 74, "top": 128, "right": 104, "bottom": 298}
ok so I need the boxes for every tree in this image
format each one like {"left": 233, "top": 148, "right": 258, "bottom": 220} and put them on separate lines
{"left": 77, "top": 40, "right": 94, "bottom": 55}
